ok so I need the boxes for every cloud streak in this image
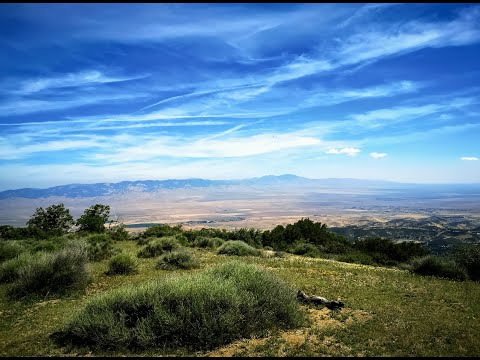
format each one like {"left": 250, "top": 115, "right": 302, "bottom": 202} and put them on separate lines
{"left": 326, "top": 147, "right": 360, "bottom": 156}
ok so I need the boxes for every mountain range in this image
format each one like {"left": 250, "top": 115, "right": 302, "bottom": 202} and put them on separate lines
{"left": 1, "top": 175, "right": 479, "bottom": 200}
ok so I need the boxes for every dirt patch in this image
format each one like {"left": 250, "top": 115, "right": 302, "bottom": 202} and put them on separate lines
{"left": 207, "top": 337, "right": 269, "bottom": 357}
{"left": 206, "top": 306, "right": 373, "bottom": 357}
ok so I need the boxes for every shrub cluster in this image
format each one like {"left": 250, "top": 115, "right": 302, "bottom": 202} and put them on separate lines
{"left": 86, "top": 234, "right": 118, "bottom": 261}
{"left": 156, "top": 249, "right": 199, "bottom": 270}
{"left": 137, "top": 236, "right": 180, "bottom": 258}
{"left": 7, "top": 241, "right": 90, "bottom": 299}
{"left": 52, "top": 261, "right": 304, "bottom": 351}
{"left": 409, "top": 255, "right": 468, "bottom": 281}
{"left": 0, "top": 241, "right": 25, "bottom": 262}
{"left": 107, "top": 224, "right": 130, "bottom": 241}
{"left": 217, "top": 240, "right": 261, "bottom": 257}
{"left": 290, "top": 242, "right": 321, "bottom": 258}
{"left": 452, "top": 244, "right": 480, "bottom": 281}
{"left": 106, "top": 253, "right": 138, "bottom": 275}
{"left": 140, "top": 224, "right": 183, "bottom": 239}
{"left": 0, "top": 253, "right": 31, "bottom": 283}
{"left": 193, "top": 236, "right": 225, "bottom": 249}
{"left": 353, "top": 237, "right": 429, "bottom": 265}
{"left": 336, "top": 251, "right": 375, "bottom": 266}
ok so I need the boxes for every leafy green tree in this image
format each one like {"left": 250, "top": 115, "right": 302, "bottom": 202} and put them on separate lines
{"left": 26, "top": 203, "right": 74, "bottom": 238}
{"left": 77, "top": 204, "right": 110, "bottom": 233}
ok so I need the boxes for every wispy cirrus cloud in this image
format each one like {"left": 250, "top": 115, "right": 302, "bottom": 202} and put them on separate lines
{"left": 461, "top": 156, "right": 478, "bottom": 161}
{"left": 0, "top": 138, "right": 107, "bottom": 160}
{"left": 326, "top": 147, "right": 360, "bottom": 156}
{"left": 346, "top": 97, "right": 477, "bottom": 129}
{"left": 94, "top": 132, "right": 322, "bottom": 162}
{"left": 333, "top": 6, "right": 480, "bottom": 67}
{"left": 17, "top": 70, "right": 149, "bottom": 94}
{"left": 0, "top": 92, "right": 150, "bottom": 116}
{"left": 1, "top": 4, "right": 480, "bottom": 187}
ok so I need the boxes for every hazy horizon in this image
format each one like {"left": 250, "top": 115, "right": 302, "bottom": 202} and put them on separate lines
{"left": 1, "top": 3, "right": 480, "bottom": 189}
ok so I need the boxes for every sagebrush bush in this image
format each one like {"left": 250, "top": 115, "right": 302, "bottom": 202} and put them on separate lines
{"left": 137, "top": 236, "right": 180, "bottom": 258}
{"left": 156, "top": 249, "right": 199, "bottom": 270}
{"left": 175, "top": 234, "right": 189, "bottom": 246}
{"left": 193, "top": 236, "right": 225, "bottom": 249}
{"left": 0, "top": 241, "right": 25, "bottom": 262}
{"left": 8, "top": 241, "right": 90, "bottom": 299}
{"left": 409, "top": 255, "right": 468, "bottom": 281}
{"left": 0, "top": 253, "right": 31, "bottom": 283}
{"left": 86, "top": 233, "right": 118, "bottom": 261}
{"left": 140, "top": 224, "right": 183, "bottom": 239}
{"left": 29, "top": 238, "right": 67, "bottom": 253}
{"left": 217, "top": 240, "right": 261, "bottom": 257}
{"left": 137, "top": 236, "right": 154, "bottom": 246}
{"left": 106, "top": 253, "right": 138, "bottom": 275}
{"left": 52, "top": 261, "right": 304, "bottom": 351}
{"left": 290, "top": 242, "right": 321, "bottom": 258}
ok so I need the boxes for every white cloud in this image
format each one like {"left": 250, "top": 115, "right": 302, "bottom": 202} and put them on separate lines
{"left": 18, "top": 70, "right": 148, "bottom": 94}
{"left": 0, "top": 138, "right": 107, "bottom": 160}
{"left": 335, "top": 7, "right": 480, "bottom": 67}
{"left": 326, "top": 147, "right": 360, "bottom": 156}
{"left": 346, "top": 97, "right": 476, "bottom": 130}
{"left": 302, "top": 81, "right": 422, "bottom": 108}
{"left": 0, "top": 92, "right": 150, "bottom": 116}
{"left": 94, "top": 133, "right": 321, "bottom": 162}
{"left": 461, "top": 156, "right": 478, "bottom": 161}
{"left": 369, "top": 152, "right": 387, "bottom": 159}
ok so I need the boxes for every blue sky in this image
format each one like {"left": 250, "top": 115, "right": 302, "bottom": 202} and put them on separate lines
{"left": 0, "top": 3, "right": 480, "bottom": 189}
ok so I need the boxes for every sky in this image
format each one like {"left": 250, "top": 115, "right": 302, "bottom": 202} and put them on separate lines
{"left": 0, "top": 3, "right": 480, "bottom": 190}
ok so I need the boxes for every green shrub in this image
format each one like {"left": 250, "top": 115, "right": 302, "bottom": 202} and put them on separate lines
{"left": 174, "top": 234, "right": 189, "bottom": 246}
{"left": 8, "top": 241, "right": 90, "bottom": 299}
{"left": 274, "top": 251, "right": 286, "bottom": 258}
{"left": 336, "top": 251, "right": 376, "bottom": 266}
{"left": 263, "top": 246, "right": 274, "bottom": 251}
{"left": 0, "top": 241, "right": 25, "bottom": 262}
{"left": 86, "top": 234, "right": 118, "bottom": 261}
{"left": 290, "top": 242, "right": 321, "bottom": 258}
{"left": 106, "top": 253, "right": 138, "bottom": 275}
{"left": 52, "top": 261, "right": 304, "bottom": 351}
{"left": 137, "top": 236, "right": 154, "bottom": 246}
{"left": 137, "top": 236, "right": 180, "bottom": 258}
{"left": 193, "top": 236, "right": 225, "bottom": 249}
{"left": 156, "top": 249, "right": 200, "bottom": 270}
{"left": 452, "top": 244, "right": 480, "bottom": 281}
{"left": 29, "top": 238, "right": 67, "bottom": 253}
{"left": 217, "top": 240, "right": 261, "bottom": 257}
{"left": 107, "top": 224, "right": 130, "bottom": 241}
{"left": 140, "top": 224, "right": 183, "bottom": 239}
{"left": 0, "top": 253, "right": 31, "bottom": 283}
{"left": 409, "top": 256, "right": 468, "bottom": 281}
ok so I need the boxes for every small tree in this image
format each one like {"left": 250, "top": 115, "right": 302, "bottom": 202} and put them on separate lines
{"left": 77, "top": 204, "right": 110, "bottom": 233}
{"left": 26, "top": 203, "right": 74, "bottom": 238}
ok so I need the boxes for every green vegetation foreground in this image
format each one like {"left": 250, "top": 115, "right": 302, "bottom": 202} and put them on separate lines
{"left": 0, "top": 240, "right": 479, "bottom": 356}
{"left": 0, "top": 203, "right": 480, "bottom": 356}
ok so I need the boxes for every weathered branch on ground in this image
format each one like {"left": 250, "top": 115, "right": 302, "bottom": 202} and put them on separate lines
{"left": 296, "top": 290, "right": 344, "bottom": 310}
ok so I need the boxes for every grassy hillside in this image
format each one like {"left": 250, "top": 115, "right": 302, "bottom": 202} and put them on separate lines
{"left": 0, "top": 239, "right": 479, "bottom": 357}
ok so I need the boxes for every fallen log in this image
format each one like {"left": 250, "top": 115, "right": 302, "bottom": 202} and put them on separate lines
{"left": 296, "top": 290, "right": 344, "bottom": 310}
